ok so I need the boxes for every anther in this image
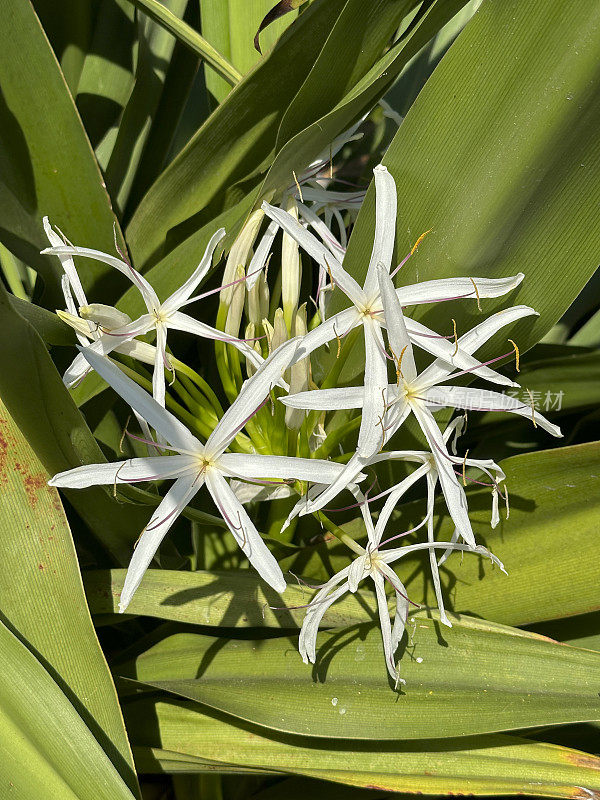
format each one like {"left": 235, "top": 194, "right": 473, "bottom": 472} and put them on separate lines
{"left": 292, "top": 170, "right": 304, "bottom": 203}
{"left": 451, "top": 318, "right": 458, "bottom": 356}
{"left": 462, "top": 449, "right": 469, "bottom": 487}
{"left": 469, "top": 277, "right": 482, "bottom": 311}
{"left": 410, "top": 228, "right": 432, "bottom": 256}
{"left": 508, "top": 338, "right": 520, "bottom": 372}
{"left": 119, "top": 416, "right": 131, "bottom": 454}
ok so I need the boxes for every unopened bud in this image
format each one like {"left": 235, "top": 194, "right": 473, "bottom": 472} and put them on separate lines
{"left": 220, "top": 209, "right": 264, "bottom": 305}
{"left": 285, "top": 304, "right": 309, "bottom": 430}
{"left": 56, "top": 309, "right": 93, "bottom": 337}
{"left": 282, "top": 196, "right": 301, "bottom": 333}
{"left": 246, "top": 271, "right": 270, "bottom": 326}
{"left": 270, "top": 308, "right": 288, "bottom": 353}
{"left": 244, "top": 323, "right": 261, "bottom": 377}
{"left": 225, "top": 265, "right": 246, "bottom": 337}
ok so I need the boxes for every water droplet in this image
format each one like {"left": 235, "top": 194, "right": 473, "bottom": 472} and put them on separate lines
{"left": 339, "top": 707, "right": 346, "bottom": 715}
{"left": 416, "top": 657, "right": 423, "bottom": 664}
{"left": 566, "top": 93, "right": 574, "bottom": 101}
{"left": 331, "top": 697, "right": 338, "bottom": 707}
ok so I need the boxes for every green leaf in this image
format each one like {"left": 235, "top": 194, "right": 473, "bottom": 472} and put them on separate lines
{"left": 0, "top": 281, "right": 148, "bottom": 562}
{"left": 121, "top": 0, "right": 242, "bottom": 86}
{"left": 120, "top": 619, "right": 600, "bottom": 740}
{"left": 0, "top": 397, "right": 139, "bottom": 795}
{"left": 0, "top": 0, "right": 128, "bottom": 307}
{"left": 125, "top": 697, "right": 600, "bottom": 795}
{"left": 340, "top": 0, "right": 600, "bottom": 362}
{"left": 0, "top": 619, "right": 137, "bottom": 800}
{"left": 201, "top": 0, "right": 298, "bottom": 103}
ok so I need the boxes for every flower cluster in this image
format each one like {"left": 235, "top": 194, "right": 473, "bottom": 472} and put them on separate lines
{"left": 46, "top": 156, "right": 561, "bottom": 684}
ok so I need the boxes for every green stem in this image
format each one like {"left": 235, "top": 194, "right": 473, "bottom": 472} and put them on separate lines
{"left": 315, "top": 511, "right": 364, "bottom": 555}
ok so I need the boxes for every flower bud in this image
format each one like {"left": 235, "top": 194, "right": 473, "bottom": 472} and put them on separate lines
{"left": 281, "top": 195, "right": 301, "bottom": 333}
{"left": 285, "top": 304, "right": 310, "bottom": 430}
{"left": 225, "top": 265, "right": 246, "bottom": 337}
{"left": 220, "top": 209, "right": 264, "bottom": 306}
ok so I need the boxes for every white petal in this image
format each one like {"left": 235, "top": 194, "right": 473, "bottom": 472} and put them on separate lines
{"left": 205, "top": 470, "right": 285, "bottom": 592}
{"left": 425, "top": 471, "right": 451, "bottom": 627}
{"left": 218, "top": 453, "right": 351, "bottom": 484}
{"left": 396, "top": 273, "right": 525, "bottom": 306}
{"left": 262, "top": 201, "right": 365, "bottom": 307}
{"left": 411, "top": 403, "right": 476, "bottom": 548}
{"left": 116, "top": 339, "right": 157, "bottom": 366}
{"left": 205, "top": 338, "right": 299, "bottom": 458}
{"left": 296, "top": 202, "right": 346, "bottom": 261}
{"left": 246, "top": 220, "right": 279, "bottom": 290}
{"left": 300, "top": 454, "right": 368, "bottom": 516}
{"left": 363, "top": 165, "right": 397, "bottom": 300}
{"left": 153, "top": 324, "right": 168, "bottom": 408}
{"left": 405, "top": 317, "right": 516, "bottom": 388}
{"left": 299, "top": 574, "right": 351, "bottom": 664}
{"left": 378, "top": 264, "right": 416, "bottom": 382}
{"left": 424, "top": 386, "right": 562, "bottom": 437}
{"left": 80, "top": 347, "right": 202, "bottom": 452}
{"left": 43, "top": 217, "right": 87, "bottom": 309}
{"left": 230, "top": 481, "right": 294, "bottom": 504}
{"left": 418, "top": 305, "right": 537, "bottom": 387}
{"left": 281, "top": 386, "right": 364, "bottom": 411}
{"left": 162, "top": 228, "right": 225, "bottom": 313}
{"left": 41, "top": 245, "right": 160, "bottom": 311}
{"left": 356, "top": 321, "right": 388, "bottom": 457}
{"left": 293, "top": 307, "right": 361, "bottom": 363}
{"left": 372, "top": 463, "right": 430, "bottom": 545}
{"left": 119, "top": 474, "right": 202, "bottom": 611}
{"left": 49, "top": 455, "right": 196, "bottom": 488}
{"left": 372, "top": 571, "right": 397, "bottom": 680}
{"left": 347, "top": 553, "right": 368, "bottom": 594}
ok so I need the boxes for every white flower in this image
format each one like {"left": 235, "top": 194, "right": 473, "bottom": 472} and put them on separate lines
{"left": 49, "top": 339, "right": 361, "bottom": 611}
{"left": 299, "top": 532, "right": 504, "bottom": 684}
{"left": 42, "top": 226, "right": 263, "bottom": 407}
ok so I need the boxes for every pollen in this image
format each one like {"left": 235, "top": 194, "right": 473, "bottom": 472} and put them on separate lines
{"left": 410, "top": 228, "right": 432, "bottom": 255}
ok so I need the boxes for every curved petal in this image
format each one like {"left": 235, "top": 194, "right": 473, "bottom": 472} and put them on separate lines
{"left": 162, "top": 228, "right": 225, "bottom": 313}
{"left": 348, "top": 554, "right": 368, "bottom": 594}
{"left": 205, "top": 470, "right": 285, "bottom": 592}
{"left": 262, "top": 201, "right": 365, "bottom": 306}
{"left": 357, "top": 320, "right": 388, "bottom": 457}
{"left": 296, "top": 202, "right": 346, "bottom": 261}
{"left": 412, "top": 403, "right": 476, "bottom": 548}
{"left": 396, "top": 273, "right": 525, "bottom": 306}
{"left": 363, "top": 165, "right": 397, "bottom": 300}
{"left": 41, "top": 245, "right": 160, "bottom": 311}
{"left": 378, "top": 264, "right": 416, "bottom": 382}
{"left": 425, "top": 471, "right": 451, "bottom": 627}
{"left": 293, "top": 307, "right": 361, "bottom": 362}
{"left": 119, "top": 474, "right": 202, "bottom": 611}
{"left": 418, "top": 305, "right": 537, "bottom": 387}
{"left": 372, "top": 462, "right": 430, "bottom": 545}
{"left": 246, "top": 220, "right": 279, "bottom": 290}
{"left": 43, "top": 217, "right": 88, "bottom": 309}
{"left": 49, "top": 455, "right": 196, "bottom": 489}
{"left": 299, "top": 578, "right": 351, "bottom": 664}
{"left": 281, "top": 386, "right": 364, "bottom": 411}
{"left": 372, "top": 571, "right": 397, "bottom": 680}
{"left": 80, "top": 347, "right": 202, "bottom": 452}
{"left": 218, "top": 453, "right": 350, "bottom": 484}
{"left": 205, "top": 338, "right": 299, "bottom": 458}
{"left": 152, "top": 324, "right": 168, "bottom": 408}
{"left": 424, "top": 386, "right": 562, "bottom": 437}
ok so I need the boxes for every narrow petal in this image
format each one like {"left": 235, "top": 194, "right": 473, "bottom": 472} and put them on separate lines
{"left": 153, "top": 324, "right": 168, "bottom": 408}
{"left": 162, "top": 228, "right": 225, "bottom": 313}
{"left": 296, "top": 202, "right": 346, "bottom": 261}
{"left": 41, "top": 245, "right": 160, "bottom": 311}
{"left": 372, "top": 463, "right": 430, "bottom": 545}
{"left": 205, "top": 470, "right": 286, "bottom": 592}
{"left": 300, "top": 453, "right": 368, "bottom": 516}
{"left": 412, "top": 403, "right": 476, "bottom": 547}
{"left": 218, "top": 453, "right": 351, "bottom": 484}
{"left": 396, "top": 273, "right": 525, "bottom": 306}
{"left": 280, "top": 386, "right": 364, "bottom": 411}
{"left": 205, "top": 338, "right": 299, "bottom": 458}
{"left": 119, "top": 474, "right": 202, "bottom": 611}
{"left": 424, "top": 386, "right": 562, "bottom": 437}
{"left": 425, "top": 471, "right": 451, "bottom": 627}
{"left": 49, "top": 455, "right": 196, "bottom": 488}
{"left": 262, "top": 202, "right": 365, "bottom": 306}
{"left": 246, "top": 220, "right": 279, "bottom": 290}
{"left": 60, "top": 275, "right": 91, "bottom": 345}
{"left": 117, "top": 339, "right": 157, "bottom": 366}
{"left": 372, "top": 572, "right": 397, "bottom": 680}
{"left": 405, "top": 317, "right": 516, "bottom": 388}
{"left": 356, "top": 320, "right": 388, "bottom": 457}
{"left": 347, "top": 553, "right": 368, "bottom": 593}
{"left": 378, "top": 264, "right": 416, "bottom": 382}
{"left": 80, "top": 347, "right": 202, "bottom": 452}
{"left": 363, "top": 165, "right": 397, "bottom": 299}
{"left": 292, "top": 306, "right": 361, "bottom": 362}
{"left": 418, "top": 305, "right": 537, "bottom": 387}
{"left": 299, "top": 572, "right": 351, "bottom": 664}
{"left": 43, "top": 217, "right": 87, "bottom": 309}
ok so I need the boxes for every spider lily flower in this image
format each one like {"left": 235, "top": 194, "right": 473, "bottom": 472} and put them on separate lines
{"left": 43, "top": 226, "right": 263, "bottom": 407}
{"left": 282, "top": 271, "right": 560, "bottom": 538}
{"left": 49, "top": 340, "right": 361, "bottom": 610}
{"left": 44, "top": 218, "right": 157, "bottom": 382}
{"left": 299, "top": 536, "right": 504, "bottom": 683}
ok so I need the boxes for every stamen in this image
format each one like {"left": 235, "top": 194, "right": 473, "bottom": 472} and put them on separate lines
{"left": 451, "top": 318, "right": 458, "bottom": 356}
{"left": 292, "top": 170, "right": 304, "bottom": 203}
{"left": 410, "top": 228, "right": 432, "bottom": 256}
{"left": 333, "top": 321, "right": 342, "bottom": 359}
{"left": 508, "top": 338, "right": 520, "bottom": 372}
{"left": 119, "top": 415, "right": 131, "bottom": 454}
{"left": 113, "top": 461, "right": 128, "bottom": 497}
{"left": 469, "top": 278, "right": 482, "bottom": 311}
{"left": 526, "top": 388, "right": 537, "bottom": 428}
{"left": 461, "top": 449, "right": 470, "bottom": 487}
